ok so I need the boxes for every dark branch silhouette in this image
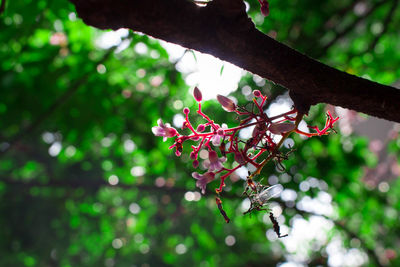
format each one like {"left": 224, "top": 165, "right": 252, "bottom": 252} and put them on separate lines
{"left": 68, "top": 0, "right": 400, "bottom": 122}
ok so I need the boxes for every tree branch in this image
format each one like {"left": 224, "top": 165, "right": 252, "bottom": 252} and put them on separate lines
{"left": 69, "top": 0, "right": 400, "bottom": 122}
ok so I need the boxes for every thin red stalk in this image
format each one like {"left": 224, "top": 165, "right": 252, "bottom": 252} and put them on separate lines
{"left": 253, "top": 98, "right": 264, "bottom": 114}
{"left": 216, "top": 164, "right": 243, "bottom": 192}
{"left": 185, "top": 114, "right": 198, "bottom": 134}
{"left": 269, "top": 109, "right": 297, "bottom": 121}
{"left": 197, "top": 103, "right": 218, "bottom": 131}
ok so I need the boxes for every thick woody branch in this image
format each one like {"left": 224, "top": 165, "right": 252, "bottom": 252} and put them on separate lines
{"left": 69, "top": 0, "right": 400, "bottom": 122}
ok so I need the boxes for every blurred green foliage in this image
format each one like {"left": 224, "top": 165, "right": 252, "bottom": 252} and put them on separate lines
{"left": 1, "top": 0, "right": 400, "bottom": 266}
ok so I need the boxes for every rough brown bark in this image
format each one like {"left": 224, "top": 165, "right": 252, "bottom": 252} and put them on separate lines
{"left": 69, "top": 0, "right": 400, "bottom": 122}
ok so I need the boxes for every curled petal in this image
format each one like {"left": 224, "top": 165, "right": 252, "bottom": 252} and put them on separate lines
{"left": 157, "top": 118, "right": 165, "bottom": 127}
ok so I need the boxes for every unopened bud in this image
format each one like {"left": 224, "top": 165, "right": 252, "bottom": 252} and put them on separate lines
{"left": 253, "top": 90, "right": 261, "bottom": 98}
{"left": 197, "top": 124, "right": 205, "bottom": 132}
{"left": 193, "top": 87, "right": 202, "bottom": 102}
{"left": 183, "top": 107, "right": 190, "bottom": 115}
{"left": 260, "top": 0, "right": 269, "bottom": 17}
{"left": 192, "top": 160, "right": 199, "bottom": 168}
{"left": 217, "top": 95, "right": 236, "bottom": 112}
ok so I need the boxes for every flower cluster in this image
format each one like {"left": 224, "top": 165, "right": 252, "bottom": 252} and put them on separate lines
{"left": 152, "top": 87, "right": 339, "bottom": 197}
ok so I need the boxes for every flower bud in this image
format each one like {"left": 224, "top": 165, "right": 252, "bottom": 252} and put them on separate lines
{"left": 183, "top": 107, "right": 190, "bottom": 115}
{"left": 192, "top": 160, "right": 199, "bottom": 168}
{"left": 253, "top": 90, "right": 261, "bottom": 98}
{"left": 193, "top": 87, "right": 202, "bottom": 102}
{"left": 260, "top": 0, "right": 269, "bottom": 17}
{"left": 196, "top": 124, "right": 205, "bottom": 132}
{"left": 217, "top": 95, "right": 236, "bottom": 112}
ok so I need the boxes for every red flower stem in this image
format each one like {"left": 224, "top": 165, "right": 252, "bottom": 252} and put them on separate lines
{"left": 295, "top": 129, "right": 318, "bottom": 137}
{"left": 195, "top": 137, "right": 206, "bottom": 153}
{"left": 248, "top": 113, "right": 304, "bottom": 179}
{"left": 253, "top": 98, "right": 264, "bottom": 114}
{"left": 185, "top": 114, "right": 198, "bottom": 135}
{"left": 269, "top": 109, "right": 297, "bottom": 121}
{"left": 260, "top": 95, "right": 268, "bottom": 108}
{"left": 197, "top": 103, "right": 218, "bottom": 131}
{"left": 216, "top": 164, "right": 243, "bottom": 192}
{"left": 225, "top": 120, "right": 266, "bottom": 132}
{"left": 236, "top": 110, "right": 251, "bottom": 116}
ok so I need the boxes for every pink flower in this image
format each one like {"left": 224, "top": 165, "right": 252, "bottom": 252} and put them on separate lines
{"left": 217, "top": 95, "right": 236, "bottom": 112}
{"left": 192, "top": 171, "right": 215, "bottom": 194}
{"left": 211, "top": 129, "right": 225, "bottom": 146}
{"left": 211, "top": 126, "right": 227, "bottom": 146}
{"left": 152, "top": 119, "right": 178, "bottom": 141}
{"left": 204, "top": 150, "right": 226, "bottom": 171}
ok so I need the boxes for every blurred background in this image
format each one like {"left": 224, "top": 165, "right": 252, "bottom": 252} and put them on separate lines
{"left": 1, "top": 0, "right": 400, "bottom": 266}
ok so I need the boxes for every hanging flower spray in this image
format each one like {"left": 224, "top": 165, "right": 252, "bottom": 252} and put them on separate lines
{"left": 152, "top": 87, "right": 338, "bottom": 236}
